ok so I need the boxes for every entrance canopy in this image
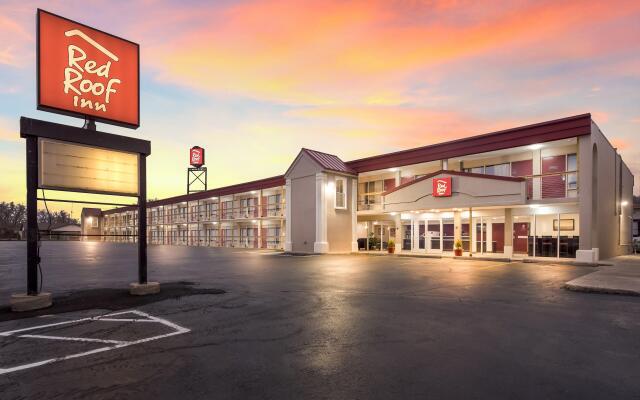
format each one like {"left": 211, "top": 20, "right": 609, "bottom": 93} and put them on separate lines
{"left": 383, "top": 170, "right": 526, "bottom": 213}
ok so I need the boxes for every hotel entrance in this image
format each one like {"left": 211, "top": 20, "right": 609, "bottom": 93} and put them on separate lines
{"left": 410, "top": 214, "right": 488, "bottom": 255}
{"left": 416, "top": 219, "right": 443, "bottom": 253}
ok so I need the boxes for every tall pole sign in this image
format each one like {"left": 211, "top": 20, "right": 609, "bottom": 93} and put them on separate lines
{"left": 187, "top": 146, "right": 207, "bottom": 194}
{"left": 12, "top": 9, "right": 152, "bottom": 312}
{"left": 37, "top": 9, "right": 140, "bottom": 128}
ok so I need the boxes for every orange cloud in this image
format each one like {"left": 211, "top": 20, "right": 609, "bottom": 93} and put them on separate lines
{"left": 148, "top": 0, "right": 640, "bottom": 105}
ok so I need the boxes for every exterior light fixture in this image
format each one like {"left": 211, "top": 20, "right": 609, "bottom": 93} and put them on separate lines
{"left": 621, "top": 201, "right": 628, "bottom": 206}
{"left": 528, "top": 144, "right": 543, "bottom": 150}
{"left": 252, "top": 220, "right": 257, "bottom": 223}
{"left": 87, "top": 217, "right": 93, "bottom": 225}
{"left": 251, "top": 191, "right": 257, "bottom": 194}
{"left": 529, "top": 204, "right": 540, "bottom": 209}
{"left": 388, "top": 168, "right": 399, "bottom": 172}
{"left": 326, "top": 181, "right": 335, "bottom": 192}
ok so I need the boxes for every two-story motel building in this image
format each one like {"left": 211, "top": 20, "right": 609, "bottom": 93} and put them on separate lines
{"left": 86, "top": 114, "right": 635, "bottom": 262}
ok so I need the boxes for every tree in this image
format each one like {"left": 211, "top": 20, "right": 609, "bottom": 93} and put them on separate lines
{"left": 37, "top": 209, "right": 78, "bottom": 226}
{"left": 0, "top": 201, "right": 78, "bottom": 229}
{"left": 0, "top": 202, "right": 26, "bottom": 229}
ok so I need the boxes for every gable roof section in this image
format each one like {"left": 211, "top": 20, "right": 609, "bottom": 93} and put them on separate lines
{"left": 383, "top": 170, "right": 525, "bottom": 196}
{"left": 285, "top": 148, "right": 357, "bottom": 177}
{"left": 346, "top": 113, "right": 592, "bottom": 173}
{"left": 81, "top": 208, "right": 102, "bottom": 217}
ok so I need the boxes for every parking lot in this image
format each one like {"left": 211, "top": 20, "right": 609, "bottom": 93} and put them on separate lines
{"left": 1, "top": 241, "right": 640, "bottom": 399}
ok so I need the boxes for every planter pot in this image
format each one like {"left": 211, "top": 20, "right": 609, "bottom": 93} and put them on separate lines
{"left": 454, "top": 249, "right": 463, "bottom": 256}
{"left": 388, "top": 247, "right": 395, "bottom": 254}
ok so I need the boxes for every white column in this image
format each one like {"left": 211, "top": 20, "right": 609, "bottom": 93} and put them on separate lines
{"left": 469, "top": 207, "right": 473, "bottom": 255}
{"left": 395, "top": 170, "right": 401, "bottom": 187}
{"left": 532, "top": 149, "right": 542, "bottom": 200}
{"left": 442, "top": 159, "right": 449, "bottom": 170}
{"left": 412, "top": 217, "right": 419, "bottom": 252}
{"left": 486, "top": 217, "right": 493, "bottom": 253}
{"left": 504, "top": 209, "right": 513, "bottom": 258}
{"left": 285, "top": 179, "right": 292, "bottom": 252}
{"left": 557, "top": 212, "right": 561, "bottom": 258}
{"left": 351, "top": 178, "right": 358, "bottom": 252}
{"left": 394, "top": 214, "right": 402, "bottom": 253}
{"left": 314, "top": 173, "right": 329, "bottom": 253}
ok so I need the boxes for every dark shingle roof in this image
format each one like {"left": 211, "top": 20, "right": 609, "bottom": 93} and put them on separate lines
{"left": 302, "top": 148, "right": 356, "bottom": 175}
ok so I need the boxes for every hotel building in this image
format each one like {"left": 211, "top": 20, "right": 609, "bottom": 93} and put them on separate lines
{"left": 86, "top": 114, "right": 635, "bottom": 262}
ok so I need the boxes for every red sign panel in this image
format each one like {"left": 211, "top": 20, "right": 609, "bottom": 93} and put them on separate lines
{"left": 433, "top": 177, "right": 452, "bottom": 197}
{"left": 37, "top": 9, "right": 140, "bottom": 128}
{"left": 190, "top": 146, "right": 205, "bottom": 167}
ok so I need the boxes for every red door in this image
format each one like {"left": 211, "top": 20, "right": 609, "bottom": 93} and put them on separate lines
{"left": 492, "top": 223, "right": 504, "bottom": 253}
{"left": 513, "top": 222, "right": 530, "bottom": 253}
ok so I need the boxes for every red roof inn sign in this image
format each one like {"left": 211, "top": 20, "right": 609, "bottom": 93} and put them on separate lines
{"left": 190, "top": 146, "right": 205, "bottom": 168}
{"left": 12, "top": 9, "right": 150, "bottom": 310}
{"left": 37, "top": 9, "right": 140, "bottom": 128}
{"left": 433, "top": 177, "right": 452, "bottom": 197}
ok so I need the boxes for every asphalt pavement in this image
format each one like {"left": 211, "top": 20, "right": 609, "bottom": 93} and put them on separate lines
{"left": 1, "top": 241, "right": 639, "bottom": 399}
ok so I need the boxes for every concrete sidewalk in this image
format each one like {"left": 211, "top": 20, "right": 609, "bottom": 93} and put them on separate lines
{"left": 565, "top": 255, "right": 640, "bottom": 296}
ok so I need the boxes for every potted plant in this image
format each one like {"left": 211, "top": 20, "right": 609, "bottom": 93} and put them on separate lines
{"left": 387, "top": 239, "right": 395, "bottom": 254}
{"left": 454, "top": 239, "right": 463, "bottom": 256}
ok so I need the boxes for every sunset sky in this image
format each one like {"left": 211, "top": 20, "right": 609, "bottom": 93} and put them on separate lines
{"left": 1, "top": 0, "right": 639, "bottom": 213}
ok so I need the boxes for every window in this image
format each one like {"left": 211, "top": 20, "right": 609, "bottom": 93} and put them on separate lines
{"left": 335, "top": 177, "right": 347, "bottom": 209}
{"left": 464, "top": 166, "right": 484, "bottom": 174}
{"left": 91, "top": 217, "right": 98, "bottom": 228}
{"left": 485, "top": 163, "right": 510, "bottom": 177}
{"left": 361, "top": 180, "right": 382, "bottom": 194}
{"left": 567, "top": 153, "right": 577, "bottom": 172}
{"left": 567, "top": 153, "right": 578, "bottom": 197}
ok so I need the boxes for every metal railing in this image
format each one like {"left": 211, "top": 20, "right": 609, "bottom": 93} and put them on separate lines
{"left": 145, "top": 233, "right": 283, "bottom": 249}
{"left": 523, "top": 171, "right": 578, "bottom": 200}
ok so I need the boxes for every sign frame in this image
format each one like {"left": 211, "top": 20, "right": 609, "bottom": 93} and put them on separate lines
{"left": 36, "top": 8, "right": 140, "bottom": 129}
{"left": 432, "top": 177, "right": 452, "bottom": 197}
{"left": 21, "top": 116, "right": 151, "bottom": 296}
{"left": 38, "top": 138, "right": 141, "bottom": 197}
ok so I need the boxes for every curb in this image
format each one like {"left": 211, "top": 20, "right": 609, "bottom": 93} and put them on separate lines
{"left": 564, "top": 283, "right": 640, "bottom": 297}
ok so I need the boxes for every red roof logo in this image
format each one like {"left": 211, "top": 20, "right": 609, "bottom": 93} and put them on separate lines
{"left": 433, "top": 177, "right": 452, "bottom": 197}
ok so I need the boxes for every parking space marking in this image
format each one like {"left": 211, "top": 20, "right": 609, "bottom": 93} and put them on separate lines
{"left": 0, "top": 310, "right": 190, "bottom": 376}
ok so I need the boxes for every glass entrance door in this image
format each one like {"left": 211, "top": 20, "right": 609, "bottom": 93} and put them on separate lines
{"left": 426, "top": 219, "right": 442, "bottom": 253}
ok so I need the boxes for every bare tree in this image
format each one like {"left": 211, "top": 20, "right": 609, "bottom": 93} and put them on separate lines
{"left": 0, "top": 201, "right": 78, "bottom": 228}
{"left": 0, "top": 202, "right": 26, "bottom": 229}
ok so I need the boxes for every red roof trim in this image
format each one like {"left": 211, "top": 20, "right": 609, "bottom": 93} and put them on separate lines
{"left": 347, "top": 114, "right": 591, "bottom": 173}
{"left": 383, "top": 170, "right": 525, "bottom": 196}
{"left": 104, "top": 175, "right": 285, "bottom": 214}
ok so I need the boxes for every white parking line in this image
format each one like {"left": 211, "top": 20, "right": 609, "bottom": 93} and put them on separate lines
{"left": 0, "top": 310, "right": 190, "bottom": 375}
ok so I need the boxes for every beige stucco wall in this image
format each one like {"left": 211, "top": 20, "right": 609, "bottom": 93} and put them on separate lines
{"left": 290, "top": 174, "right": 316, "bottom": 253}
{"left": 578, "top": 123, "right": 634, "bottom": 259}
{"left": 384, "top": 174, "right": 526, "bottom": 213}
{"left": 326, "top": 174, "right": 355, "bottom": 253}
{"left": 81, "top": 215, "right": 102, "bottom": 241}
{"left": 287, "top": 154, "right": 320, "bottom": 180}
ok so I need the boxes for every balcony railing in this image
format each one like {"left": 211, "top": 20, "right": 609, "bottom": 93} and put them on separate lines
{"left": 524, "top": 171, "right": 578, "bottom": 200}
